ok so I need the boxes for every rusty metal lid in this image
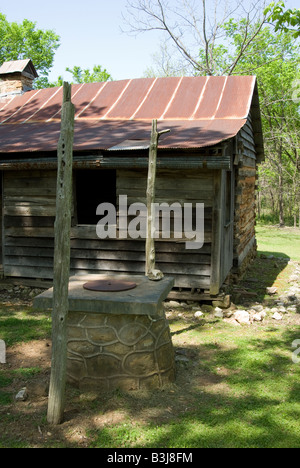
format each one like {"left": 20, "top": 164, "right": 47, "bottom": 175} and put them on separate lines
{"left": 83, "top": 279, "right": 137, "bottom": 292}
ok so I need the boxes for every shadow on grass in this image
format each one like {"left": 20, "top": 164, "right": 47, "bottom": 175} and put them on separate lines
{"left": 59, "top": 327, "right": 300, "bottom": 449}
{"left": 229, "top": 252, "right": 291, "bottom": 307}
{"left": 1, "top": 323, "right": 299, "bottom": 448}
{"left": 1, "top": 260, "right": 299, "bottom": 447}
{"left": 170, "top": 319, "right": 207, "bottom": 336}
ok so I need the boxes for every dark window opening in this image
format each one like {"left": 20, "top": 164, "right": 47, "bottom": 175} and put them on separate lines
{"left": 75, "top": 169, "right": 116, "bottom": 225}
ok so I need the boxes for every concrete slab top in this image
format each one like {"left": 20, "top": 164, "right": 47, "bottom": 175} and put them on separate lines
{"left": 33, "top": 274, "right": 174, "bottom": 316}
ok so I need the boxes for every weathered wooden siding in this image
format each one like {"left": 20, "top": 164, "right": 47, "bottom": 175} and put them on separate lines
{"left": 3, "top": 170, "right": 56, "bottom": 279}
{"left": 3, "top": 167, "right": 214, "bottom": 290}
{"left": 71, "top": 169, "right": 213, "bottom": 288}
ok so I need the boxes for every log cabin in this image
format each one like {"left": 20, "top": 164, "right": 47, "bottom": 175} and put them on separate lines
{"left": 0, "top": 59, "right": 264, "bottom": 301}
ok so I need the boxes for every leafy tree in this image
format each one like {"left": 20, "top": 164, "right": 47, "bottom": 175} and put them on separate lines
{"left": 65, "top": 65, "right": 112, "bottom": 83}
{"left": 46, "top": 65, "right": 112, "bottom": 87}
{"left": 264, "top": 1, "right": 300, "bottom": 38}
{"left": 123, "top": 0, "right": 276, "bottom": 76}
{"left": 0, "top": 13, "right": 60, "bottom": 87}
{"left": 48, "top": 75, "right": 64, "bottom": 88}
{"left": 226, "top": 23, "right": 300, "bottom": 226}
{"left": 132, "top": 0, "right": 300, "bottom": 226}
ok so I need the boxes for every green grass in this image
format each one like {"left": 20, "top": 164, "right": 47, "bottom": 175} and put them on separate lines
{"left": 256, "top": 224, "right": 300, "bottom": 261}
{"left": 0, "top": 225, "right": 299, "bottom": 448}
{"left": 0, "top": 306, "right": 51, "bottom": 347}
{"left": 2, "top": 312, "right": 299, "bottom": 448}
{"left": 84, "top": 321, "right": 300, "bottom": 449}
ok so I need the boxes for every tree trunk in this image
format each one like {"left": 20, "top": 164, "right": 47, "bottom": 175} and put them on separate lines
{"left": 257, "top": 189, "right": 261, "bottom": 220}
{"left": 278, "top": 172, "right": 284, "bottom": 227}
{"left": 270, "top": 189, "right": 275, "bottom": 217}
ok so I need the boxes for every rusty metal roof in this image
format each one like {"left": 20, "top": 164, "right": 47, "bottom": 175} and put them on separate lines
{"left": 0, "top": 75, "right": 263, "bottom": 155}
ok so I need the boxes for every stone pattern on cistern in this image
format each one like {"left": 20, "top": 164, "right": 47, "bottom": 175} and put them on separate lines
{"left": 67, "top": 307, "right": 175, "bottom": 391}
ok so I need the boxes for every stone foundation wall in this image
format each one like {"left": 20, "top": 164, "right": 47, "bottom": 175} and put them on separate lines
{"left": 233, "top": 165, "right": 257, "bottom": 263}
{"left": 228, "top": 238, "right": 257, "bottom": 284}
{"left": 227, "top": 162, "right": 258, "bottom": 285}
{"left": 66, "top": 307, "right": 176, "bottom": 392}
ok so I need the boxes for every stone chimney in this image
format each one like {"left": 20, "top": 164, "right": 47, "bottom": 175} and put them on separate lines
{"left": 0, "top": 59, "right": 38, "bottom": 98}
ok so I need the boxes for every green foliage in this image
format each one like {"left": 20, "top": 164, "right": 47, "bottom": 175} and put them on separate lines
{"left": 197, "top": 44, "right": 229, "bottom": 76}
{"left": 264, "top": 1, "right": 300, "bottom": 38}
{"left": 65, "top": 65, "right": 112, "bottom": 84}
{"left": 253, "top": 31, "right": 300, "bottom": 226}
{"left": 45, "top": 75, "right": 64, "bottom": 88}
{"left": 213, "top": 19, "right": 300, "bottom": 226}
{"left": 45, "top": 65, "right": 113, "bottom": 87}
{"left": 0, "top": 12, "right": 60, "bottom": 85}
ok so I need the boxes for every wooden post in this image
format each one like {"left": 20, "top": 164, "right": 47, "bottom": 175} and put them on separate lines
{"left": 47, "top": 82, "right": 75, "bottom": 425}
{"left": 145, "top": 119, "right": 170, "bottom": 281}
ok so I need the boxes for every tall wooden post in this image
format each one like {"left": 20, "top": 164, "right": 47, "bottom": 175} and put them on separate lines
{"left": 145, "top": 119, "right": 169, "bottom": 281}
{"left": 47, "top": 82, "right": 75, "bottom": 425}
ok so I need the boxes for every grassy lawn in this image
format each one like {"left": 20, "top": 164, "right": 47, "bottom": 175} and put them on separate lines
{"left": 256, "top": 224, "right": 300, "bottom": 262}
{"left": 0, "top": 224, "right": 299, "bottom": 448}
{"left": 85, "top": 321, "right": 300, "bottom": 449}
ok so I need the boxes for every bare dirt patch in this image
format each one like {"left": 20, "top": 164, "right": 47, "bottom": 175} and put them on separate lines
{"left": 6, "top": 340, "right": 51, "bottom": 371}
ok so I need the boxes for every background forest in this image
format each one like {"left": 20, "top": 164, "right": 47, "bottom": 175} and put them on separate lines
{"left": 0, "top": 0, "right": 299, "bottom": 227}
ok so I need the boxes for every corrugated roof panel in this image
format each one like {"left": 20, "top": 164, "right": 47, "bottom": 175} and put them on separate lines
{"left": 45, "top": 83, "right": 84, "bottom": 121}
{"left": 193, "top": 76, "right": 227, "bottom": 119}
{"left": 1, "top": 88, "right": 60, "bottom": 124}
{"left": 107, "top": 78, "right": 156, "bottom": 119}
{"left": 0, "top": 76, "right": 256, "bottom": 123}
{"left": 163, "top": 76, "right": 204, "bottom": 120}
{"left": 215, "top": 75, "right": 256, "bottom": 119}
{"left": 108, "top": 139, "right": 150, "bottom": 151}
{"left": 0, "top": 121, "right": 60, "bottom": 152}
{"left": 157, "top": 119, "right": 247, "bottom": 149}
{"left": 0, "top": 89, "right": 39, "bottom": 123}
{"left": 79, "top": 80, "right": 130, "bottom": 119}
{"left": 133, "top": 77, "right": 181, "bottom": 120}
{"left": 25, "top": 87, "right": 63, "bottom": 122}
{"left": 0, "top": 118, "right": 247, "bottom": 153}
{"left": 0, "top": 95, "right": 16, "bottom": 113}
{"left": 74, "top": 120, "right": 152, "bottom": 150}
{"left": 73, "top": 82, "right": 106, "bottom": 118}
